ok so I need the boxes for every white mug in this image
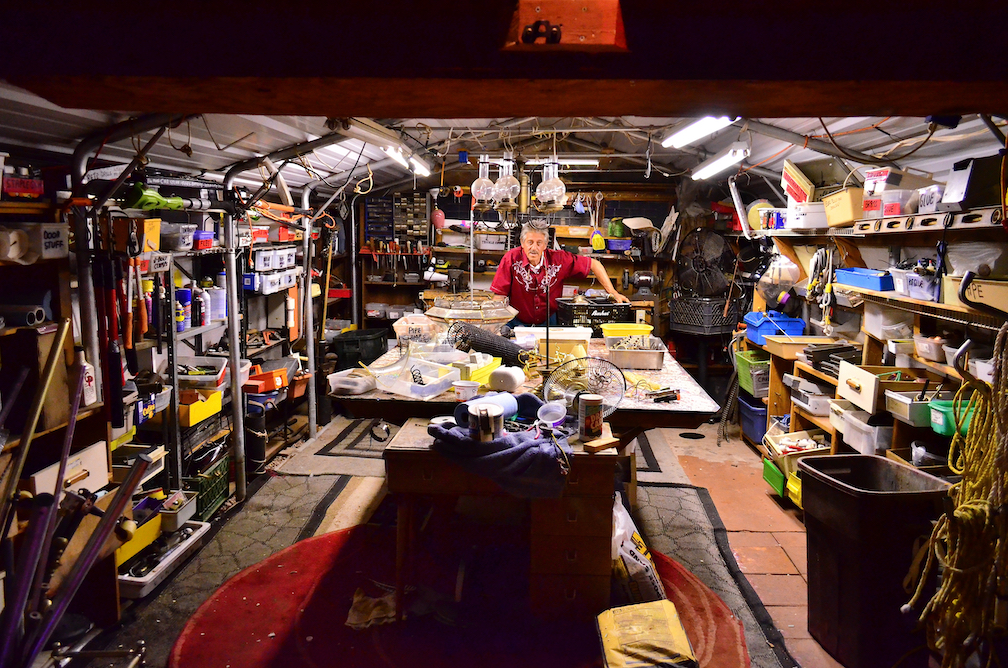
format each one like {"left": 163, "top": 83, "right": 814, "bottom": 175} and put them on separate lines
{"left": 468, "top": 403, "right": 504, "bottom": 442}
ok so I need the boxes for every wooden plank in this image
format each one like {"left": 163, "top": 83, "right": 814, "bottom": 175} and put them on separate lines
{"left": 504, "top": 0, "right": 627, "bottom": 52}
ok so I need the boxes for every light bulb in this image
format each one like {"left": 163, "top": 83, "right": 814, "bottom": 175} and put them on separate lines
{"left": 471, "top": 155, "right": 495, "bottom": 211}
{"left": 492, "top": 152, "right": 520, "bottom": 211}
{"left": 535, "top": 162, "right": 566, "bottom": 212}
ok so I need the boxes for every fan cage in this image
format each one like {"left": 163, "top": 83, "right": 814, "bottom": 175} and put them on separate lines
{"left": 669, "top": 296, "right": 739, "bottom": 335}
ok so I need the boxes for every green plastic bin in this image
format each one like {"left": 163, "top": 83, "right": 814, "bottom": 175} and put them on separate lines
{"left": 762, "top": 458, "right": 786, "bottom": 497}
{"left": 928, "top": 398, "right": 976, "bottom": 437}
{"left": 736, "top": 350, "right": 770, "bottom": 398}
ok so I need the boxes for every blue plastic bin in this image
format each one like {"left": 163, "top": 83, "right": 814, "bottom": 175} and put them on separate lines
{"left": 739, "top": 391, "right": 768, "bottom": 444}
{"left": 834, "top": 268, "right": 894, "bottom": 292}
{"left": 743, "top": 310, "right": 805, "bottom": 345}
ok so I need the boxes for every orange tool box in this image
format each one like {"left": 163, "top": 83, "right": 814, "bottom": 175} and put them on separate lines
{"left": 243, "top": 365, "right": 288, "bottom": 392}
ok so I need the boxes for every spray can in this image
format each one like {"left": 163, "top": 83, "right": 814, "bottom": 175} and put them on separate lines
{"left": 175, "top": 299, "right": 186, "bottom": 332}
{"left": 578, "top": 393, "right": 604, "bottom": 440}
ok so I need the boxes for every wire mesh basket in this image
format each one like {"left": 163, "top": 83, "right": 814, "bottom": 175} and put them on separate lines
{"left": 669, "top": 296, "right": 739, "bottom": 335}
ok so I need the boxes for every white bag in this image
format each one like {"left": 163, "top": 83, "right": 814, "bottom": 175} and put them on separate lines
{"left": 612, "top": 492, "right": 667, "bottom": 603}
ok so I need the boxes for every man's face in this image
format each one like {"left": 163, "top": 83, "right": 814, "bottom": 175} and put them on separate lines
{"left": 521, "top": 231, "right": 547, "bottom": 265}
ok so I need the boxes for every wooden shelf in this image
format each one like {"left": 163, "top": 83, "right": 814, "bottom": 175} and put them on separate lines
{"left": 0, "top": 201, "right": 53, "bottom": 215}
{"left": 433, "top": 247, "right": 505, "bottom": 256}
{"left": 838, "top": 284, "right": 1003, "bottom": 331}
{"left": 911, "top": 355, "right": 963, "bottom": 381}
{"left": 2, "top": 403, "right": 105, "bottom": 452}
{"left": 793, "top": 361, "right": 838, "bottom": 386}
{"left": 364, "top": 280, "right": 425, "bottom": 287}
{"left": 793, "top": 405, "right": 833, "bottom": 433}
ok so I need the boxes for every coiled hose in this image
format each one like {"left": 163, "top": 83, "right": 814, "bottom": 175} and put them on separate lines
{"left": 905, "top": 322, "right": 1008, "bottom": 668}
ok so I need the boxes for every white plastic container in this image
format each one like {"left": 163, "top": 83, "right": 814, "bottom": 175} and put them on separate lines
{"left": 11, "top": 222, "right": 70, "bottom": 259}
{"left": 785, "top": 201, "right": 828, "bottom": 229}
{"left": 828, "top": 399, "right": 855, "bottom": 435}
{"left": 161, "top": 223, "right": 196, "bottom": 251}
{"left": 792, "top": 387, "right": 831, "bottom": 416}
{"left": 365, "top": 302, "right": 388, "bottom": 318}
{"left": 371, "top": 357, "right": 460, "bottom": 400}
{"left": 906, "top": 271, "right": 940, "bottom": 302}
{"left": 843, "top": 410, "right": 894, "bottom": 455}
{"left": 253, "top": 248, "right": 274, "bottom": 271}
{"left": 881, "top": 189, "right": 914, "bottom": 217}
{"left": 118, "top": 521, "right": 210, "bottom": 598}
{"left": 177, "top": 355, "right": 228, "bottom": 389}
{"left": 863, "top": 302, "right": 913, "bottom": 340}
{"left": 475, "top": 233, "right": 507, "bottom": 251}
{"left": 889, "top": 268, "right": 911, "bottom": 296}
{"left": 913, "top": 335, "right": 947, "bottom": 362}
{"left": 887, "top": 339, "right": 916, "bottom": 355}
{"left": 972, "top": 358, "right": 995, "bottom": 384}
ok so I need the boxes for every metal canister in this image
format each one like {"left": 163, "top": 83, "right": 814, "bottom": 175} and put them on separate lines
{"left": 578, "top": 393, "right": 604, "bottom": 440}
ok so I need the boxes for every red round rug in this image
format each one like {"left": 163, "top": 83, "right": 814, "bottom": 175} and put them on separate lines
{"left": 170, "top": 524, "right": 748, "bottom": 668}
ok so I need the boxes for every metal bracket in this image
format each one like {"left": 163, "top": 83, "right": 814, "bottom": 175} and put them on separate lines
{"left": 522, "top": 20, "right": 562, "bottom": 44}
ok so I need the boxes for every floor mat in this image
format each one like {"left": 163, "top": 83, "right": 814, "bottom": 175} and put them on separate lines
{"left": 635, "top": 483, "right": 799, "bottom": 668}
{"left": 169, "top": 522, "right": 750, "bottom": 668}
{"left": 278, "top": 417, "right": 401, "bottom": 477}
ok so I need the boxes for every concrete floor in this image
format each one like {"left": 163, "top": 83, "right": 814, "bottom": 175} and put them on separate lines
{"left": 671, "top": 423, "right": 841, "bottom": 668}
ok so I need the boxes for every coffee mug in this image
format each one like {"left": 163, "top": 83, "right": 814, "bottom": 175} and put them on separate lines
{"left": 468, "top": 403, "right": 504, "bottom": 442}
{"left": 453, "top": 380, "right": 480, "bottom": 402}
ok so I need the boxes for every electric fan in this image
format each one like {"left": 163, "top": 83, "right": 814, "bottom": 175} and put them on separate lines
{"left": 676, "top": 228, "right": 736, "bottom": 296}
{"left": 542, "top": 357, "right": 626, "bottom": 418}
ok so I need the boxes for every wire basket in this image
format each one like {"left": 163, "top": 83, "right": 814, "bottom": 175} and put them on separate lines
{"left": 669, "top": 296, "right": 739, "bottom": 335}
{"left": 555, "top": 298, "right": 632, "bottom": 337}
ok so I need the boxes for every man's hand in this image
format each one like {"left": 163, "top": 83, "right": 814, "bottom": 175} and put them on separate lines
{"left": 611, "top": 292, "right": 631, "bottom": 303}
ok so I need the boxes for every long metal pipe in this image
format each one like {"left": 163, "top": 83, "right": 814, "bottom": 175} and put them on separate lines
{"left": 980, "top": 114, "right": 1007, "bottom": 146}
{"left": 300, "top": 187, "right": 317, "bottom": 438}
{"left": 21, "top": 455, "right": 151, "bottom": 668}
{"left": 69, "top": 115, "right": 190, "bottom": 399}
{"left": 222, "top": 132, "right": 352, "bottom": 495}
{"left": 739, "top": 118, "right": 884, "bottom": 166}
{"left": 350, "top": 194, "right": 362, "bottom": 326}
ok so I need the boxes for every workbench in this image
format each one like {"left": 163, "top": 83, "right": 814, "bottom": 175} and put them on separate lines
{"left": 384, "top": 418, "right": 625, "bottom": 621}
{"left": 333, "top": 339, "right": 721, "bottom": 443}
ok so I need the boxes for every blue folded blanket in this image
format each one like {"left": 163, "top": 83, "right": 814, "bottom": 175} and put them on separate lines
{"left": 429, "top": 395, "right": 573, "bottom": 498}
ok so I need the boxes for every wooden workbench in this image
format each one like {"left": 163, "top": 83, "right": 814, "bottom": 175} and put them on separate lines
{"left": 333, "top": 339, "right": 721, "bottom": 440}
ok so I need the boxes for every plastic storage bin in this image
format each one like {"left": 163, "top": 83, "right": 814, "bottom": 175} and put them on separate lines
{"left": 161, "top": 223, "right": 196, "bottom": 251}
{"left": 906, "top": 271, "right": 940, "bottom": 302}
{"left": 929, "top": 398, "right": 976, "bottom": 436}
{"left": 828, "top": 399, "right": 854, "bottom": 435}
{"left": 605, "top": 336, "right": 667, "bottom": 370}
{"left": 598, "top": 323, "right": 653, "bottom": 339}
{"left": 913, "top": 335, "right": 946, "bottom": 362}
{"left": 763, "top": 458, "right": 785, "bottom": 497}
{"left": 557, "top": 299, "right": 632, "bottom": 336}
{"left": 192, "top": 230, "right": 214, "bottom": 250}
{"left": 735, "top": 350, "right": 770, "bottom": 398}
{"left": 786, "top": 472, "right": 803, "bottom": 508}
{"left": 330, "top": 328, "right": 389, "bottom": 370}
{"left": 799, "top": 455, "right": 949, "bottom": 668}
{"left": 885, "top": 389, "right": 955, "bottom": 427}
{"left": 371, "top": 356, "right": 460, "bottom": 400}
{"left": 862, "top": 302, "right": 912, "bottom": 340}
{"left": 738, "top": 391, "right": 768, "bottom": 444}
{"left": 743, "top": 310, "right": 805, "bottom": 345}
{"left": 764, "top": 428, "right": 830, "bottom": 478}
{"left": 182, "top": 453, "right": 230, "bottom": 521}
{"left": 842, "top": 411, "right": 894, "bottom": 455}
{"left": 834, "top": 268, "right": 895, "bottom": 292}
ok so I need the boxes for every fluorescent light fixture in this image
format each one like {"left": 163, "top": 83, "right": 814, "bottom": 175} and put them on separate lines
{"left": 410, "top": 156, "right": 431, "bottom": 177}
{"left": 383, "top": 146, "right": 410, "bottom": 169}
{"left": 340, "top": 117, "right": 402, "bottom": 147}
{"left": 526, "top": 157, "right": 599, "bottom": 167}
{"left": 662, "top": 116, "right": 739, "bottom": 149}
{"left": 691, "top": 142, "right": 750, "bottom": 181}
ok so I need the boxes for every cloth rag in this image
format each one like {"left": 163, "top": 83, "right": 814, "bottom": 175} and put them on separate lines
{"left": 345, "top": 587, "right": 397, "bottom": 629}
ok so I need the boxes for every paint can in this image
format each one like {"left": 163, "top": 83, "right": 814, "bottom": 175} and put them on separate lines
{"left": 578, "top": 393, "right": 604, "bottom": 440}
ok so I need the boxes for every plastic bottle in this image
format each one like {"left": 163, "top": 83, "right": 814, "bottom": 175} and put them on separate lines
{"left": 216, "top": 271, "right": 226, "bottom": 289}
{"left": 73, "top": 346, "right": 98, "bottom": 406}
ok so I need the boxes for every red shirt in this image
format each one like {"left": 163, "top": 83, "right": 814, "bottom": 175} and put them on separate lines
{"left": 491, "top": 247, "right": 592, "bottom": 325}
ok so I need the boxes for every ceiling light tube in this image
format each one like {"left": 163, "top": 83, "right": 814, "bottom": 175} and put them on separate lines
{"left": 527, "top": 157, "right": 600, "bottom": 167}
{"left": 662, "top": 116, "right": 739, "bottom": 149}
{"left": 383, "top": 145, "right": 409, "bottom": 169}
{"left": 410, "top": 156, "right": 431, "bottom": 177}
{"left": 691, "top": 142, "right": 750, "bottom": 181}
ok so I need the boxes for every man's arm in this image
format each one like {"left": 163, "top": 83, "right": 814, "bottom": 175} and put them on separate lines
{"left": 590, "top": 258, "right": 630, "bottom": 303}
{"left": 490, "top": 252, "right": 512, "bottom": 296}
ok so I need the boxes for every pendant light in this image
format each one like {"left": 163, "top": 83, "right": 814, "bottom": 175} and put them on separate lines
{"left": 535, "top": 161, "right": 566, "bottom": 213}
{"left": 470, "top": 155, "right": 495, "bottom": 212}
{"left": 492, "top": 151, "right": 520, "bottom": 212}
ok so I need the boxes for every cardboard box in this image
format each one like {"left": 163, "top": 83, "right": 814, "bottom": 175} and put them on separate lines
{"left": 11, "top": 222, "right": 71, "bottom": 259}
{"left": 823, "top": 187, "right": 863, "bottom": 227}
{"left": 113, "top": 217, "right": 160, "bottom": 255}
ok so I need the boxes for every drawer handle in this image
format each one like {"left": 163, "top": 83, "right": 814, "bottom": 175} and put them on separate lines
{"left": 565, "top": 549, "right": 578, "bottom": 562}
{"left": 564, "top": 588, "right": 578, "bottom": 601}
{"left": 568, "top": 474, "right": 580, "bottom": 486}
{"left": 421, "top": 470, "right": 434, "bottom": 481}
{"left": 64, "top": 469, "right": 89, "bottom": 488}
{"left": 846, "top": 379, "right": 862, "bottom": 392}
{"left": 566, "top": 510, "right": 579, "bottom": 523}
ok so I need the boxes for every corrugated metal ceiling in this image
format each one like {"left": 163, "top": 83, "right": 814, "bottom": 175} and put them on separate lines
{"left": 0, "top": 80, "right": 1003, "bottom": 201}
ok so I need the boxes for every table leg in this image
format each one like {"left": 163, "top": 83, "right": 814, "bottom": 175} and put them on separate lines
{"left": 394, "top": 495, "right": 414, "bottom": 621}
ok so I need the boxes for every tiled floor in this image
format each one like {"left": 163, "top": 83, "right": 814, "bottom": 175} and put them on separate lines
{"left": 672, "top": 425, "right": 842, "bottom": 668}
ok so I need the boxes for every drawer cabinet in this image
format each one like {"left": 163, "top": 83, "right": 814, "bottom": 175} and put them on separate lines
{"left": 837, "top": 362, "right": 926, "bottom": 412}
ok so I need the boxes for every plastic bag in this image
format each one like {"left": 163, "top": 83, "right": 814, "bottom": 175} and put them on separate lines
{"left": 612, "top": 492, "right": 666, "bottom": 603}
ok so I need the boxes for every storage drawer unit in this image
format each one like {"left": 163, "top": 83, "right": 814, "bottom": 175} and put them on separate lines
{"left": 837, "top": 362, "right": 926, "bottom": 413}
{"left": 28, "top": 440, "right": 109, "bottom": 496}
{"left": 531, "top": 496, "right": 613, "bottom": 537}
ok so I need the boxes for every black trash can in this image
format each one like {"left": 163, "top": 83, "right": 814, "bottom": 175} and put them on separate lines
{"left": 798, "top": 455, "right": 950, "bottom": 668}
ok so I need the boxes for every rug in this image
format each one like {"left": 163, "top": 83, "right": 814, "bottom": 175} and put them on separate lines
{"left": 278, "top": 417, "right": 402, "bottom": 477}
{"left": 635, "top": 483, "right": 798, "bottom": 668}
{"left": 169, "top": 522, "right": 750, "bottom": 668}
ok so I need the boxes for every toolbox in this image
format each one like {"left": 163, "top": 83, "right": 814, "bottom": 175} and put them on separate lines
{"left": 743, "top": 310, "right": 805, "bottom": 345}
{"left": 834, "top": 268, "right": 894, "bottom": 292}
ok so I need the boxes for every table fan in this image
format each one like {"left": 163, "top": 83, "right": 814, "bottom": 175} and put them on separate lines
{"left": 542, "top": 357, "right": 626, "bottom": 418}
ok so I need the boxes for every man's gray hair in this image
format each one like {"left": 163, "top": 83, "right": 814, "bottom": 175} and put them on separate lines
{"left": 520, "top": 220, "right": 549, "bottom": 244}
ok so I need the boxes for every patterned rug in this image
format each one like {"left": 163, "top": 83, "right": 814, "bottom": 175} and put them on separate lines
{"left": 635, "top": 483, "right": 798, "bottom": 668}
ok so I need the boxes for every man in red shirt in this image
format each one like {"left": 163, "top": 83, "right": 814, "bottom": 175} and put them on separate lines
{"left": 491, "top": 221, "right": 629, "bottom": 328}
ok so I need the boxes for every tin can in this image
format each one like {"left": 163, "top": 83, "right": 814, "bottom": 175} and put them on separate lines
{"left": 578, "top": 393, "right": 604, "bottom": 440}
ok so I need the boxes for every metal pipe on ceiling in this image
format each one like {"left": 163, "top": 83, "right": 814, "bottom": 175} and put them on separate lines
{"left": 739, "top": 118, "right": 885, "bottom": 166}
{"left": 980, "top": 114, "right": 1007, "bottom": 146}
{"left": 69, "top": 113, "right": 192, "bottom": 408}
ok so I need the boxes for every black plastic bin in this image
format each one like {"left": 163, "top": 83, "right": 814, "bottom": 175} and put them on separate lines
{"left": 798, "top": 455, "right": 950, "bottom": 668}
{"left": 329, "top": 328, "right": 388, "bottom": 370}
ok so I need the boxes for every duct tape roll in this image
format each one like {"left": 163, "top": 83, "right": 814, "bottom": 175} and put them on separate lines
{"left": 0, "top": 304, "right": 46, "bottom": 326}
{"left": 0, "top": 228, "right": 29, "bottom": 261}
